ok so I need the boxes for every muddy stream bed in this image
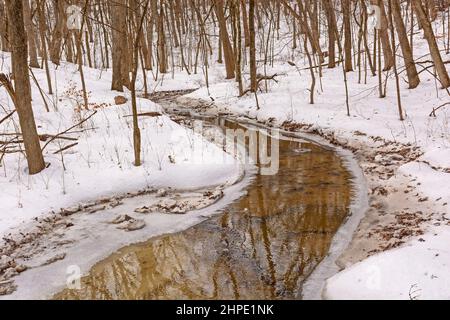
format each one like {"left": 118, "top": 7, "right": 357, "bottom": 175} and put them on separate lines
{"left": 55, "top": 94, "right": 354, "bottom": 300}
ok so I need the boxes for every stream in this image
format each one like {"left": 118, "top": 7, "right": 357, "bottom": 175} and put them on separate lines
{"left": 55, "top": 94, "right": 354, "bottom": 300}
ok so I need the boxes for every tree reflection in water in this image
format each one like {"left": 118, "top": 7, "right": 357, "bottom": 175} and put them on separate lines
{"left": 56, "top": 120, "right": 352, "bottom": 300}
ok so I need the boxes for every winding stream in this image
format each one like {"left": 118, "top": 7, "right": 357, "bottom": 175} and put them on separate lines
{"left": 55, "top": 97, "right": 353, "bottom": 300}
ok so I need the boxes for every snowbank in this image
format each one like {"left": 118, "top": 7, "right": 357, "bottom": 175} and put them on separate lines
{"left": 0, "top": 53, "right": 241, "bottom": 238}
{"left": 324, "top": 227, "right": 450, "bottom": 300}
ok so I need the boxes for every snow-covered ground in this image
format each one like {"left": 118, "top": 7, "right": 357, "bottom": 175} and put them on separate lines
{"left": 0, "top": 54, "right": 241, "bottom": 237}
{"left": 0, "top": 53, "right": 252, "bottom": 297}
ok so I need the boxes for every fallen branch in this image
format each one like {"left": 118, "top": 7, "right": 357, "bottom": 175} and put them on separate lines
{"left": 239, "top": 74, "right": 279, "bottom": 97}
{"left": 256, "top": 73, "right": 279, "bottom": 85}
{"left": 416, "top": 60, "right": 450, "bottom": 76}
{"left": 429, "top": 102, "right": 450, "bottom": 117}
{"left": 0, "top": 139, "right": 23, "bottom": 145}
{"left": 298, "top": 59, "right": 344, "bottom": 70}
{"left": 53, "top": 142, "right": 79, "bottom": 154}
{"left": 39, "top": 134, "right": 78, "bottom": 142}
{"left": 42, "top": 110, "right": 97, "bottom": 151}
{"left": 123, "top": 112, "right": 162, "bottom": 118}
{"left": 0, "top": 132, "right": 77, "bottom": 142}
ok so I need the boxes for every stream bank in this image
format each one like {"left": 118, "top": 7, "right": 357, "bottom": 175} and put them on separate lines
{"left": 175, "top": 94, "right": 443, "bottom": 299}
{"left": 54, "top": 91, "right": 367, "bottom": 299}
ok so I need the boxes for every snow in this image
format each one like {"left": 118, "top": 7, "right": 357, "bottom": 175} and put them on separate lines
{"left": 0, "top": 54, "right": 241, "bottom": 237}
{"left": 2, "top": 6, "right": 450, "bottom": 300}
{"left": 178, "top": 15, "right": 450, "bottom": 300}
{"left": 420, "top": 147, "right": 450, "bottom": 169}
{"left": 1, "top": 173, "right": 253, "bottom": 300}
{"left": 323, "top": 227, "right": 450, "bottom": 300}
{"left": 398, "top": 161, "right": 450, "bottom": 203}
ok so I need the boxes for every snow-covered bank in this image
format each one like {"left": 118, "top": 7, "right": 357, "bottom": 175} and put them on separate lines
{"left": 323, "top": 227, "right": 450, "bottom": 300}
{"left": 0, "top": 175, "right": 253, "bottom": 300}
{"left": 0, "top": 54, "right": 248, "bottom": 297}
{"left": 0, "top": 53, "right": 240, "bottom": 236}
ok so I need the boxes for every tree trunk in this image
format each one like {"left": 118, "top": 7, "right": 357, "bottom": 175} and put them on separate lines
{"left": 50, "top": 0, "right": 65, "bottom": 65}
{"left": 37, "top": 0, "right": 53, "bottom": 94}
{"left": 249, "top": 0, "right": 257, "bottom": 91}
{"left": 372, "top": 0, "right": 394, "bottom": 70}
{"left": 391, "top": 0, "right": 420, "bottom": 89}
{"left": 23, "top": 0, "right": 39, "bottom": 68}
{"left": 157, "top": 1, "right": 168, "bottom": 74}
{"left": 214, "top": 0, "right": 235, "bottom": 79}
{"left": 413, "top": 0, "right": 450, "bottom": 88}
{"left": 0, "top": 2, "right": 10, "bottom": 52}
{"left": 111, "top": 0, "right": 127, "bottom": 91}
{"left": 241, "top": 0, "right": 250, "bottom": 47}
{"left": 5, "top": 0, "right": 45, "bottom": 175}
{"left": 323, "top": 0, "right": 337, "bottom": 68}
{"left": 342, "top": 0, "right": 353, "bottom": 72}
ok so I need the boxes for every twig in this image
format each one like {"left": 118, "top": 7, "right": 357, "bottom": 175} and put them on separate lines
{"left": 53, "top": 142, "right": 78, "bottom": 154}
{"left": 0, "top": 110, "right": 16, "bottom": 125}
{"left": 41, "top": 110, "right": 97, "bottom": 151}
{"left": 239, "top": 74, "right": 279, "bottom": 97}
{"left": 430, "top": 102, "right": 450, "bottom": 117}
{"left": 29, "top": 67, "right": 51, "bottom": 112}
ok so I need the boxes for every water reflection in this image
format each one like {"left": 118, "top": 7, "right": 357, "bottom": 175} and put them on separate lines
{"left": 56, "top": 119, "right": 352, "bottom": 300}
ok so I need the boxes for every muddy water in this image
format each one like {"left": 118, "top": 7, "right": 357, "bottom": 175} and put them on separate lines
{"left": 56, "top": 116, "right": 352, "bottom": 300}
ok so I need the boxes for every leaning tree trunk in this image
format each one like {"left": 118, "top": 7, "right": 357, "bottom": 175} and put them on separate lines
{"left": 413, "top": 0, "right": 450, "bottom": 88}
{"left": 214, "top": 0, "right": 235, "bottom": 79}
{"left": 5, "top": 0, "right": 45, "bottom": 175}
{"left": 391, "top": 0, "right": 420, "bottom": 89}
{"left": 373, "top": 0, "right": 394, "bottom": 70}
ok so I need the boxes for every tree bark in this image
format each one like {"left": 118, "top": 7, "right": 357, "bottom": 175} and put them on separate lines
{"left": 111, "top": 0, "right": 128, "bottom": 91}
{"left": 413, "top": 0, "right": 450, "bottom": 88}
{"left": 342, "top": 0, "right": 353, "bottom": 72}
{"left": 391, "top": 0, "right": 420, "bottom": 89}
{"left": 249, "top": 0, "right": 257, "bottom": 91}
{"left": 5, "top": 0, "right": 45, "bottom": 175}
{"left": 23, "top": 0, "right": 39, "bottom": 68}
{"left": 323, "top": 0, "right": 337, "bottom": 68}
{"left": 214, "top": 0, "right": 235, "bottom": 79}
